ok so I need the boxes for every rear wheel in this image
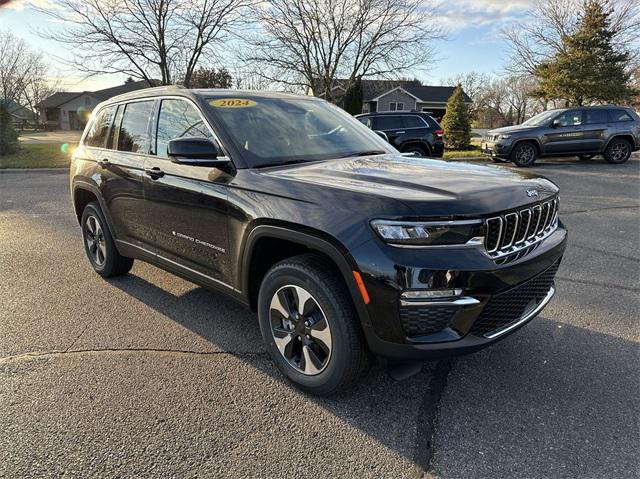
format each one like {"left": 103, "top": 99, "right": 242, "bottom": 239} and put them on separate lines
{"left": 402, "top": 145, "right": 429, "bottom": 157}
{"left": 257, "top": 254, "right": 368, "bottom": 395}
{"left": 604, "top": 138, "right": 632, "bottom": 164}
{"left": 510, "top": 142, "right": 538, "bottom": 167}
{"left": 81, "top": 202, "right": 133, "bottom": 277}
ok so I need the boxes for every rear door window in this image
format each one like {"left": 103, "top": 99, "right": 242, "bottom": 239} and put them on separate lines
{"left": 357, "top": 117, "right": 372, "bottom": 129}
{"left": 583, "top": 109, "right": 607, "bottom": 125}
{"left": 402, "top": 116, "right": 428, "bottom": 129}
{"left": 608, "top": 109, "right": 633, "bottom": 122}
{"left": 117, "top": 101, "right": 154, "bottom": 153}
{"left": 84, "top": 106, "right": 116, "bottom": 148}
{"left": 155, "top": 99, "right": 213, "bottom": 159}
{"left": 372, "top": 116, "right": 403, "bottom": 130}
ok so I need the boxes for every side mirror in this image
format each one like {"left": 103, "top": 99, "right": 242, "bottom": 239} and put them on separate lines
{"left": 374, "top": 130, "right": 389, "bottom": 142}
{"left": 551, "top": 119, "right": 561, "bottom": 128}
{"left": 167, "top": 137, "right": 228, "bottom": 167}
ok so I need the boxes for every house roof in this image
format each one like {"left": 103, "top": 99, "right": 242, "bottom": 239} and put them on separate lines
{"left": 361, "top": 80, "right": 471, "bottom": 103}
{"left": 1, "top": 98, "right": 36, "bottom": 119}
{"left": 37, "top": 80, "right": 159, "bottom": 109}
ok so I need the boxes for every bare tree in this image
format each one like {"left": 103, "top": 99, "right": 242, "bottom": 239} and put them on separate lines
{"left": 244, "top": 0, "right": 445, "bottom": 101}
{"left": 503, "top": 0, "right": 640, "bottom": 75}
{"left": 0, "top": 31, "right": 40, "bottom": 104}
{"left": 36, "top": 0, "right": 250, "bottom": 86}
{"left": 441, "top": 71, "right": 491, "bottom": 119}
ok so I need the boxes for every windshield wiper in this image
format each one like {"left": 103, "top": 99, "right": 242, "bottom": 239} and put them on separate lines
{"left": 254, "top": 158, "right": 316, "bottom": 169}
{"left": 338, "top": 150, "right": 387, "bottom": 158}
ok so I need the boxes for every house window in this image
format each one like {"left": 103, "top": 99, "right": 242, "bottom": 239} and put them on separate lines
{"left": 389, "top": 102, "right": 404, "bottom": 111}
{"left": 362, "top": 103, "right": 370, "bottom": 114}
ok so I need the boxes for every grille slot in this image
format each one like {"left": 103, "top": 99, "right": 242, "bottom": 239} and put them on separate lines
{"left": 484, "top": 197, "right": 559, "bottom": 263}
{"left": 399, "top": 306, "right": 458, "bottom": 337}
{"left": 469, "top": 260, "right": 560, "bottom": 337}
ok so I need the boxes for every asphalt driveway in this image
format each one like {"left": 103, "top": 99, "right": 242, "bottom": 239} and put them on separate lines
{"left": 0, "top": 156, "right": 638, "bottom": 478}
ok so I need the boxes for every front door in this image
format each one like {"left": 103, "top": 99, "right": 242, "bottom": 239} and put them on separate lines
{"left": 142, "top": 97, "right": 232, "bottom": 286}
{"left": 541, "top": 110, "right": 586, "bottom": 154}
{"left": 371, "top": 115, "right": 405, "bottom": 149}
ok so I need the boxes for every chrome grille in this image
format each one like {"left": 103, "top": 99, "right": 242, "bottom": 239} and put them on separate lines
{"left": 484, "top": 197, "right": 559, "bottom": 263}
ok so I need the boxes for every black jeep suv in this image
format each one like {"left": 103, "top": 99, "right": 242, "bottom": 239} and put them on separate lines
{"left": 71, "top": 87, "right": 566, "bottom": 394}
{"left": 482, "top": 105, "right": 640, "bottom": 167}
{"left": 355, "top": 111, "right": 444, "bottom": 157}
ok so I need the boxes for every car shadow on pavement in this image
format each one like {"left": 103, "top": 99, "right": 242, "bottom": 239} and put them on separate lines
{"left": 107, "top": 271, "right": 440, "bottom": 471}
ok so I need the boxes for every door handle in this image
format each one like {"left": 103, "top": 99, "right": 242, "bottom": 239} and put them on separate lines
{"left": 144, "top": 167, "right": 164, "bottom": 179}
{"left": 395, "top": 131, "right": 406, "bottom": 134}
{"left": 97, "top": 158, "right": 110, "bottom": 169}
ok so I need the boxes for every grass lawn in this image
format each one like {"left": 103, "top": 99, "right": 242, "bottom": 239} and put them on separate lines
{"left": 442, "top": 138, "right": 483, "bottom": 160}
{"left": 0, "top": 143, "right": 72, "bottom": 169}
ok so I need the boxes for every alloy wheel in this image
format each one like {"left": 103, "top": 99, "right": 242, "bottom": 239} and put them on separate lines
{"left": 611, "top": 142, "right": 630, "bottom": 162}
{"left": 269, "top": 284, "right": 332, "bottom": 375}
{"left": 516, "top": 144, "right": 535, "bottom": 164}
{"left": 85, "top": 215, "right": 107, "bottom": 266}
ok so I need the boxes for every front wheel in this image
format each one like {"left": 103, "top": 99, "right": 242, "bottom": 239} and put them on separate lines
{"left": 510, "top": 142, "right": 538, "bottom": 167}
{"left": 604, "top": 138, "right": 632, "bottom": 164}
{"left": 257, "top": 254, "right": 368, "bottom": 395}
{"left": 81, "top": 202, "right": 134, "bottom": 277}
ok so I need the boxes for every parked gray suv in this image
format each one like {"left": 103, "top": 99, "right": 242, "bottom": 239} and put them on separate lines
{"left": 481, "top": 106, "right": 640, "bottom": 167}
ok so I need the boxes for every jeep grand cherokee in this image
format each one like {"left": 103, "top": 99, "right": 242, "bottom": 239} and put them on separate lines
{"left": 71, "top": 87, "right": 567, "bottom": 395}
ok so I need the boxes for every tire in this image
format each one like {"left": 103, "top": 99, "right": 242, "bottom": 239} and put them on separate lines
{"left": 604, "top": 138, "right": 632, "bottom": 164}
{"left": 578, "top": 154, "right": 594, "bottom": 161}
{"left": 257, "top": 254, "right": 369, "bottom": 395}
{"left": 402, "top": 145, "right": 429, "bottom": 157}
{"left": 510, "top": 141, "right": 538, "bottom": 167}
{"left": 81, "top": 202, "right": 134, "bottom": 277}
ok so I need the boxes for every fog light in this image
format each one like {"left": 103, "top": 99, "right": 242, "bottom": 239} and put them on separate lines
{"left": 401, "top": 289, "right": 462, "bottom": 300}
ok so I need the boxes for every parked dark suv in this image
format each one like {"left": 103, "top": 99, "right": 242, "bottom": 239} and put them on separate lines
{"left": 71, "top": 87, "right": 566, "bottom": 395}
{"left": 356, "top": 111, "right": 444, "bottom": 157}
{"left": 482, "top": 106, "right": 640, "bottom": 167}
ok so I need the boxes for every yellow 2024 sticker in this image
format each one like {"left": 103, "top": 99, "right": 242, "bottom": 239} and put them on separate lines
{"left": 210, "top": 98, "right": 257, "bottom": 108}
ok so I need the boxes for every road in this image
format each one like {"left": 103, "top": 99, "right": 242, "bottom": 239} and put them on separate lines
{"left": 18, "top": 131, "right": 82, "bottom": 144}
{"left": 1, "top": 156, "right": 638, "bottom": 478}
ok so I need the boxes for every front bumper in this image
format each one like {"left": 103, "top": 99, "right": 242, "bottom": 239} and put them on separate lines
{"left": 351, "top": 225, "right": 567, "bottom": 360}
{"left": 481, "top": 140, "right": 512, "bottom": 158}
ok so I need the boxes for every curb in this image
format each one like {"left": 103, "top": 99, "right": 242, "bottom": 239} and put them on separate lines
{"left": 0, "top": 168, "right": 68, "bottom": 173}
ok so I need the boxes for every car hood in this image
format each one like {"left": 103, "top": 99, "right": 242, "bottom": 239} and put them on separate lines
{"left": 488, "top": 124, "right": 539, "bottom": 135}
{"left": 261, "top": 154, "right": 558, "bottom": 217}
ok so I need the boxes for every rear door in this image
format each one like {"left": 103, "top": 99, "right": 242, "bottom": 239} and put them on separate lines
{"left": 400, "top": 115, "right": 432, "bottom": 149}
{"left": 541, "top": 110, "right": 585, "bottom": 154}
{"left": 581, "top": 109, "right": 609, "bottom": 152}
{"left": 89, "top": 100, "right": 155, "bottom": 250}
{"left": 142, "top": 97, "right": 232, "bottom": 285}
{"left": 371, "top": 115, "right": 405, "bottom": 148}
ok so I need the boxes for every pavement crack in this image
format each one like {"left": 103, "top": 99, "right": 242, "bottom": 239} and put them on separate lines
{"left": 412, "top": 359, "right": 453, "bottom": 479}
{"left": 0, "top": 348, "right": 268, "bottom": 365}
{"left": 563, "top": 204, "right": 639, "bottom": 215}
{"left": 556, "top": 275, "right": 640, "bottom": 293}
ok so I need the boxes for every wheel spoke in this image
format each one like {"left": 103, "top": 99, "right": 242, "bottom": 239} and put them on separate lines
{"left": 292, "top": 285, "right": 314, "bottom": 316}
{"left": 273, "top": 330, "right": 294, "bottom": 358}
{"left": 86, "top": 216, "right": 96, "bottom": 234}
{"left": 301, "top": 345, "right": 323, "bottom": 375}
{"left": 309, "top": 317, "right": 332, "bottom": 353}
{"left": 97, "top": 242, "right": 107, "bottom": 260}
{"left": 96, "top": 247, "right": 104, "bottom": 265}
{"left": 270, "top": 290, "right": 291, "bottom": 320}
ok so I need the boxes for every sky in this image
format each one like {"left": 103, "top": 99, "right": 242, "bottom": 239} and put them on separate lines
{"left": 0, "top": 0, "right": 536, "bottom": 92}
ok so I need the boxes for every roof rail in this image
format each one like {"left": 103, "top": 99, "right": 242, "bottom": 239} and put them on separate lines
{"left": 140, "top": 84, "right": 186, "bottom": 91}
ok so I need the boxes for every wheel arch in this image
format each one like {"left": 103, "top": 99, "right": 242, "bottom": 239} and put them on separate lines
{"left": 72, "top": 180, "right": 118, "bottom": 238}
{"left": 239, "top": 224, "right": 371, "bottom": 326}
{"left": 512, "top": 138, "right": 541, "bottom": 156}
{"left": 399, "top": 141, "right": 431, "bottom": 155}
{"left": 604, "top": 134, "right": 636, "bottom": 151}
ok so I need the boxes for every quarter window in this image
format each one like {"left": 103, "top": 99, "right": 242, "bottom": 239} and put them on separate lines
{"left": 389, "top": 102, "right": 404, "bottom": 111}
{"left": 155, "top": 99, "right": 213, "bottom": 158}
{"left": 84, "top": 106, "right": 116, "bottom": 148}
{"left": 584, "top": 110, "right": 607, "bottom": 125}
{"left": 402, "top": 116, "right": 427, "bottom": 128}
{"left": 609, "top": 109, "right": 633, "bottom": 122}
{"left": 117, "top": 101, "right": 154, "bottom": 153}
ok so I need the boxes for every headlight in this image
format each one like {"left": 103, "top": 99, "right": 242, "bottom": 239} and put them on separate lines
{"left": 498, "top": 134, "right": 511, "bottom": 140}
{"left": 370, "top": 219, "right": 482, "bottom": 246}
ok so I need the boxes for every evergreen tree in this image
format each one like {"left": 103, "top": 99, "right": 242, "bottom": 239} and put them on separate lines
{"left": 441, "top": 85, "right": 471, "bottom": 150}
{"left": 533, "top": 0, "right": 637, "bottom": 105}
{"left": 0, "top": 103, "right": 19, "bottom": 157}
{"left": 343, "top": 79, "right": 364, "bottom": 115}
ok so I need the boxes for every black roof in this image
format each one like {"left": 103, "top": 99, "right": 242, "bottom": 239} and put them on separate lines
{"left": 359, "top": 80, "right": 471, "bottom": 103}
{"left": 37, "top": 80, "right": 159, "bottom": 108}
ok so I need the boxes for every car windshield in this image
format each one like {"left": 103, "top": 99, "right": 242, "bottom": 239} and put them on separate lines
{"left": 522, "top": 110, "right": 562, "bottom": 126}
{"left": 205, "top": 97, "right": 392, "bottom": 167}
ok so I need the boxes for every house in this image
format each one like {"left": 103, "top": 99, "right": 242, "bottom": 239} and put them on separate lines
{"left": 37, "top": 80, "right": 157, "bottom": 131}
{"left": 1, "top": 99, "right": 37, "bottom": 128}
{"left": 310, "top": 79, "right": 472, "bottom": 120}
